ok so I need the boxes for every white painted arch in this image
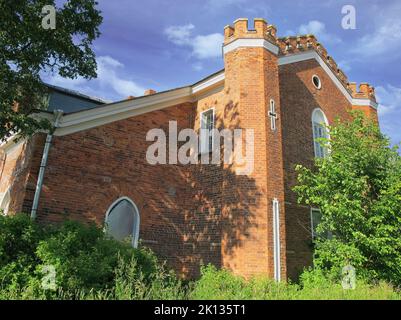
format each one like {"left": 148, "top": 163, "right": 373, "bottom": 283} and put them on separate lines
{"left": 311, "top": 108, "right": 330, "bottom": 158}
{"left": 105, "top": 196, "right": 140, "bottom": 248}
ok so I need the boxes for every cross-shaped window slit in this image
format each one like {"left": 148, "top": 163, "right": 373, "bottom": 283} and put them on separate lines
{"left": 269, "top": 99, "right": 277, "bottom": 131}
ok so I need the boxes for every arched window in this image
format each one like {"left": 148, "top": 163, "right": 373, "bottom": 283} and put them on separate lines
{"left": 105, "top": 197, "right": 140, "bottom": 248}
{"left": 312, "top": 108, "right": 329, "bottom": 158}
{"left": 0, "top": 189, "right": 11, "bottom": 215}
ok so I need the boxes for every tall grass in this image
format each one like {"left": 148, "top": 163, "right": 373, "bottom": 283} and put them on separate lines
{"left": 0, "top": 215, "right": 399, "bottom": 300}
{"left": 190, "top": 265, "right": 400, "bottom": 300}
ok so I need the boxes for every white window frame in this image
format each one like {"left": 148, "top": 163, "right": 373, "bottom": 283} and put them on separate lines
{"left": 199, "top": 108, "right": 215, "bottom": 154}
{"left": 272, "top": 198, "right": 281, "bottom": 282}
{"left": 312, "top": 108, "right": 329, "bottom": 158}
{"left": 312, "top": 74, "right": 322, "bottom": 89}
{"left": 105, "top": 196, "right": 140, "bottom": 248}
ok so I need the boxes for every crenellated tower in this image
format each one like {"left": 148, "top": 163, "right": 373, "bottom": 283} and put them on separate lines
{"left": 221, "top": 18, "right": 287, "bottom": 280}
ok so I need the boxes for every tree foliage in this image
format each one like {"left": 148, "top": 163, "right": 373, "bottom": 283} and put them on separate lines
{"left": 0, "top": 0, "right": 102, "bottom": 140}
{"left": 294, "top": 112, "right": 401, "bottom": 284}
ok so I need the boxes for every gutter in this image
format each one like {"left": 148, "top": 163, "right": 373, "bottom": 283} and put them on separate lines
{"left": 30, "top": 110, "right": 63, "bottom": 220}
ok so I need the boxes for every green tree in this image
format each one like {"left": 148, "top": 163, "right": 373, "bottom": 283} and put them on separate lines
{"left": 294, "top": 112, "right": 401, "bottom": 284}
{"left": 0, "top": 0, "right": 102, "bottom": 141}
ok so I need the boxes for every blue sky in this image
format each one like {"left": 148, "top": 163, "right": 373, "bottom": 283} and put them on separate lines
{"left": 43, "top": 0, "right": 401, "bottom": 146}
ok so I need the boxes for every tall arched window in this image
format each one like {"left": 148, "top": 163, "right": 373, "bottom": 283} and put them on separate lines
{"left": 0, "top": 189, "right": 11, "bottom": 215}
{"left": 312, "top": 108, "right": 329, "bottom": 158}
{"left": 105, "top": 197, "right": 140, "bottom": 248}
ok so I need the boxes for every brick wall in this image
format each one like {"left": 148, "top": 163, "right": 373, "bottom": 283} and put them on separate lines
{"left": 279, "top": 59, "right": 352, "bottom": 280}
{"left": 0, "top": 135, "right": 45, "bottom": 214}
{"left": 221, "top": 41, "right": 286, "bottom": 279}
{"left": 0, "top": 19, "right": 378, "bottom": 281}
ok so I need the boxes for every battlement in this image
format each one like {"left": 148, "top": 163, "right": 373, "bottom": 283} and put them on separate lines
{"left": 223, "top": 18, "right": 376, "bottom": 103}
{"left": 277, "top": 35, "right": 376, "bottom": 102}
{"left": 348, "top": 82, "right": 376, "bottom": 101}
{"left": 224, "top": 18, "right": 277, "bottom": 45}
{"left": 277, "top": 35, "right": 349, "bottom": 83}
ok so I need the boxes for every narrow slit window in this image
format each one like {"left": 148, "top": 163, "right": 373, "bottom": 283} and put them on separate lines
{"left": 200, "top": 109, "right": 215, "bottom": 154}
{"left": 269, "top": 99, "right": 278, "bottom": 131}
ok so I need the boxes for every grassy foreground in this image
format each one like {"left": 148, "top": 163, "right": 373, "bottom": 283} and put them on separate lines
{"left": 0, "top": 215, "right": 399, "bottom": 300}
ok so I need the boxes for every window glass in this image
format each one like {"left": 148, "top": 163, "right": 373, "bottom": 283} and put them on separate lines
{"left": 312, "top": 109, "right": 329, "bottom": 158}
{"left": 106, "top": 199, "right": 138, "bottom": 246}
{"left": 200, "top": 109, "right": 215, "bottom": 153}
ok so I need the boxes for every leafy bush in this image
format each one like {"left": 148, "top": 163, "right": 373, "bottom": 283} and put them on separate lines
{"left": 294, "top": 112, "right": 401, "bottom": 285}
{"left": 0, "top": 214, "right": 46, "bottom": 290}
{"left": 0, "top": 215, "right": 399, "bottom": 300}
{"left": 34, "top": 220, "right": 160, "bottom": 293}
{"left": 0, "top": 214, "right": 175, "bottom": 299}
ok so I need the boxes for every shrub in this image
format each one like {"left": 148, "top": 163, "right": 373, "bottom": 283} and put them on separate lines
{"left": 294, "top": 112, "right": 401, "bottom": 285}
{"left": 34, "top": 220, "right": 149, "bottom": 292}
{"left": 0, "top": 215, "right": 399, "bottom": 300}
{"left": 0, "top": 214, "right": 174, "bottom": 299}
{"left": 0, "top": 214, "right": 46, "bottom": 289}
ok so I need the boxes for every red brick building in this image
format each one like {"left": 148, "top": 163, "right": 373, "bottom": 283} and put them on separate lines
{"left": 0, "top": 18, "right": 378, "bottom": 281}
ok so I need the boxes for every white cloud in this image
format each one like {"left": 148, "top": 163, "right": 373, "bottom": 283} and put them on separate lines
{"left": 375, "top": 84, "right": 401, "bottom": 145}
{"left": 298, "top": 20, "right": 325, "bottom": 36}
{"left": 96, "top": 56, "right": 145, "bottom": 97}
{"left": 291, "top": 20, "right": 342, "bottom": 45}
{"left": 43, "top": 55, "right": 146, "bottom": 101}
{"left": 352, "top": 19, "right": 401, "bottom": 57}
{"left": 376, "top": 85, "right": 401, "bottom": 116}
{"left": 192, "top": 34, "right": 224, "bottom": 59}
{"left": 351, "top": 2, "right": 401, "bottom": 58}
{"left": 164, "top": 24, "right": 194, "bottom": 45}
{"left": 164, "top": 24, "right": 223, "bottom": 60}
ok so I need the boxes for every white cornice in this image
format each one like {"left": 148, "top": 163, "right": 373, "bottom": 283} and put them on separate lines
{"left": 223, "top": 38, "right": 279, "bottom": 55}
{"left": 352, "top": 98, "right": 378, "bottom": 109}
{"left": 53, "top": 73, "right": 226, "bottom": 136}
{"left": 42, "top": 49, "right": 376, "bottom": 136}
{"left": 192, "top": 72, "right": 225, "bottom": 94}
{"left": 55, "top": 87, "right": 192, "bottom": 136}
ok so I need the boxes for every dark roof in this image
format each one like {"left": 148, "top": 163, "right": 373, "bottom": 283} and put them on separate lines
{"left": 43, "top": 69, "right": 225, "bottom": 115}
{"left": 46, "top": 84, "right": 110, "bottom": 104}
{"left": 45, "top": 84, "right": 108, "bottom": 114}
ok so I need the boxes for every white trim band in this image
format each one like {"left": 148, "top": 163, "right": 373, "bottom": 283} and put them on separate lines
{"left": 223, "top": 38, "right": 279, "bottom": 55}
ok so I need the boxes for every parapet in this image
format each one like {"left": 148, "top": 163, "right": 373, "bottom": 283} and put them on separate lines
{"left": 224, "top": 18, "right": 277, "bottom": 45}
{"left": 348, "top": 82, "right": 376, "bottom": 102}
{"left": 224, "top": 18, "right": 376, "bottom": 103}
{"left": 277, "top": 34, "right": 376, "bottom": 101}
